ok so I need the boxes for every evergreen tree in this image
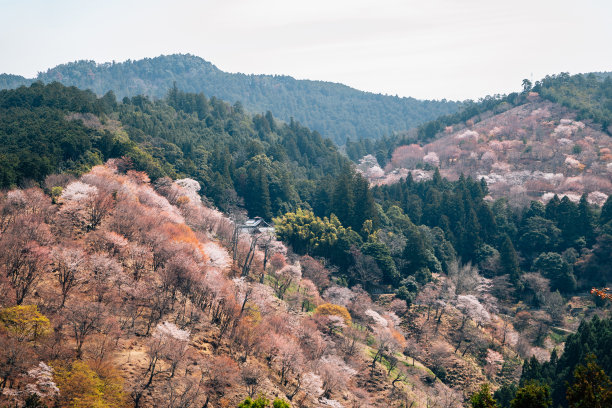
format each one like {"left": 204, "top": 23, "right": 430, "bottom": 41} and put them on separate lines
{"left": 510, "top": 381, "right": 551, "bottom": 408}
{"left": 566, "top": 355, "right": 612, "bottom": 408}
{"left": 331, "top": 165, "right": 355, "bottom": 228}
{"left": 500, "top": 235, "right": 520, "bottom": 281}
{"left": 577, "top": 194, "right": 595, "bottom": 245}
{"left": 534, "top": 252, "right": 576, "bottom": 293}
{"left": 600, "top": 195, "right": 612, "bottom": 226}
{"left": 471, "top": 383, "right": 499, "bottom": 408}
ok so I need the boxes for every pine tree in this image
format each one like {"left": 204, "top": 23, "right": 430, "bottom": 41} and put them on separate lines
{"left": 331, "top": 165, "right": 355, "bottom": 228}
{"left": 600, "top": 195, "right": 612, "bottom": 226}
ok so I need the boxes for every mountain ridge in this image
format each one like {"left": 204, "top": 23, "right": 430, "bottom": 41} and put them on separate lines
{"left": 0, "top": 54, "right": 460, "bottom": 144}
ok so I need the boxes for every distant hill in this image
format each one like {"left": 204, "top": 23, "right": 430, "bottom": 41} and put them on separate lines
{"left": 0, "top": 54, "right": 460, "bottom": 144}
{"left": 346, "top": 72, "right": 612, "bottom": 164}
{"left": 358, "top": 95, "right": 612, "bottom": 207}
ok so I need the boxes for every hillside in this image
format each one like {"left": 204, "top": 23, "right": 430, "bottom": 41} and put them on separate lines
{"left": 346, "top": 72, "right": 612, "bottom": 165}
{"left": 360, "top": 95, "right": 612, "bottom": 207}
{"left": 0, "top": 54, "right": 460, "bottom": 144}
{"left": 0, "top": 82, "right": 348, "bottom": 217}
{"left": 0, "top": 163, "right": 477, "bottom": 408}
{"left": 1, "top": 81, "right": 612, "bottom": 408}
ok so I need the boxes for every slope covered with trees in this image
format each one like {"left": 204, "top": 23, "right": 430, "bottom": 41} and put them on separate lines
{"left": 0, "top": 163, "right": 469, "bottom": 408}
{"left": 1, "top": 79, "right": 612, "bottom": 408}
{"left": 0, "top": 54, "right": 460, "bottom": 144}
{"left": 0, "top": 82, "right": 349, "bottom": 218}
{"left": 347, "top": 72, "right": 612, "bottom": 165}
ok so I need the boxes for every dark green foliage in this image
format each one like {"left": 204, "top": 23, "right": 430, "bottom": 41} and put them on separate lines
{"left": 494, "top": 384, "right": 517, "bottom": 408}
{"left": 579, "top": 234, "right": 612, "bottom": 286}
{"left": 373, "top": 174, "right": 492, "bottom": 265}
{"left": 533, "top": 252, "right": 576, "bottom": 293}
{"left": 3, "top": 55, "right": 460, "bottom": 144}
{"left": 535, "top": 72, "right": 612, "bottom": 134}
{"left": 601, "top": 195, "right": 612, "bottom": 225}
{"left": 315, "top": 164, "right": 378, "bottom": 232}
{"left": 518, "top": 217, "right": 561, "bottom": 258}
{"left": 500, "top": 236, "right": 520, "bottom": 282}
{"left": 470, "top": 383, "right": 499, "bottom": 408}
{"left": 0, "top": 82, "right": 145, "bottom": 187}
{"left": 516, "top": 317, "right": 612, "bottom": 407}
{"left": 0, "top": 82, "right": 350, "bottom": 220}
{"left": 510, "top": 381, "right": 551, "bottom": 408}
{"left": 566, "top": 355, "right": 612, "bottom": 408}
{"left": 24, "top": 394, "right": 48, "bottom": 408}
{"left": 361, "top": 239, "right": 399, "bottom": 284}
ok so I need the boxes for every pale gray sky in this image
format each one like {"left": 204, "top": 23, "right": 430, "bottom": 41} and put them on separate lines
{"left": 1, "top": 0, "right": 611, "bottom": 100}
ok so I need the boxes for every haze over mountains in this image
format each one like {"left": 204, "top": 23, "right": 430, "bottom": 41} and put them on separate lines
{"left": 0, "top": 54, "right": 460, "bottom": 145}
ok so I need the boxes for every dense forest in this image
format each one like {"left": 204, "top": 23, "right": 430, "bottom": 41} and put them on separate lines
{"left": 278, "top": 168, "right": 612, "bottom": 295}
{"left": 0, "top": 54, "right": 460, "bottom": 144}
{"left": 0, "top": 82, "right": 348, "bottom": 217}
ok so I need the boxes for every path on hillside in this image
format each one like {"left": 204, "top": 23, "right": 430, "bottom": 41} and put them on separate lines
{"left": 203, "top": 241, "right": 232, "bottom": 272}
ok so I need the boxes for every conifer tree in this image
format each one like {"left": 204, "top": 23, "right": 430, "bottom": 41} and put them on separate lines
{"left": 471, "top": 383, "right": 499, "bottom": 408}
{"left": 500, "top": 235, "right": 520, "bottom": 282}
{"left": 566, "top": 355, "right": 612, "bottom": 408}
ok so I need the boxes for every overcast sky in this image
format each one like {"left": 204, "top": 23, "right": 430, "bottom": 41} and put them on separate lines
{"left": 1, "top": 0, "right": 611, "bottom": 100}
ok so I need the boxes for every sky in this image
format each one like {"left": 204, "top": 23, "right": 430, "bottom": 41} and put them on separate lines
{"left": 1, "top": 0, "right": 611, "bottom": 100}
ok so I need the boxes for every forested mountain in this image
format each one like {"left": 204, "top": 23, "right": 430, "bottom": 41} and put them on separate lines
{"left": 0, "top": 54, "right": 460, "bottom": 144}
{"left": 1, "top": 81, "right": 612, "bottom": 408}
{"left": 346, "top": 72, "right": 612, "bottom": 164}
{"left": 0, "top": 82, "right": 348, "bottom": 217}
{"left": 351, "top": 74, "right": 612, "bottom": 219}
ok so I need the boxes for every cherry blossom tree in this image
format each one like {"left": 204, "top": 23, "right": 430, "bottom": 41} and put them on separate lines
{"left": 65, "top": 300, "right": 106, "bottom": 358}
{"left": 317, "top": 355, "right": 356, "bottom": 398}
{"left": 271, "top": 265, "right": 301, "bottom": 300}
{"left": 52, "top": 246, "right": 87, "bottom": 307}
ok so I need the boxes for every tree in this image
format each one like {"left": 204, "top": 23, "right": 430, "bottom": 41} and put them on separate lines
{"left": 534, "top": 252, "right": 576, "bottom": 293}
{"left": 65, "top": 301, "right": 106, "bottom": 358}
{"left": 510, "top": 381, "right": 551, "bottom": 408}
{"left": 240, "top": 364, "right": 262, "bottom": 398}
{"left": 52, "top": 246, "right": 87, "bottom": 307}
{"left": 300, "top": 255, "right": 330, "bottom": 289}
{"left": 53, "top": 360, "right": 126, "bottom": 408}
{"left": 238, "top": 396, "right": 269, "bottom": 408}
{"left": 273, "top": 335, "right": 303, "bottom": 386}
{"left": 522, "top": 79, "right": 533, "bottom": 93}
{"left": 132, "top": 321, "right": 190, "bottom": 407}
{"left": 314, "top": 303, "right": 351, "bottom": 325}
{"left": 318, "top": 355, "right": 356, "bottom": 398}
{"left": 201, "top": 355, "right": 239, "bottom": 408}
{"left": 566, "top": 355, "right": 612, "bottom": 408}
{"left": 499, "top": 235, "right": 520, "bottom": 282}
{"left": 0, "top": 305, "right": 51, "bottom": 342}
{"left": 471, "top": 383, "right": 499, "bottom": 408}
{"left": 0, "top": 216, "right": 51, "bottom": 304}
{"left": 271, "top": 265, "right": 301, "bottom": 300}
